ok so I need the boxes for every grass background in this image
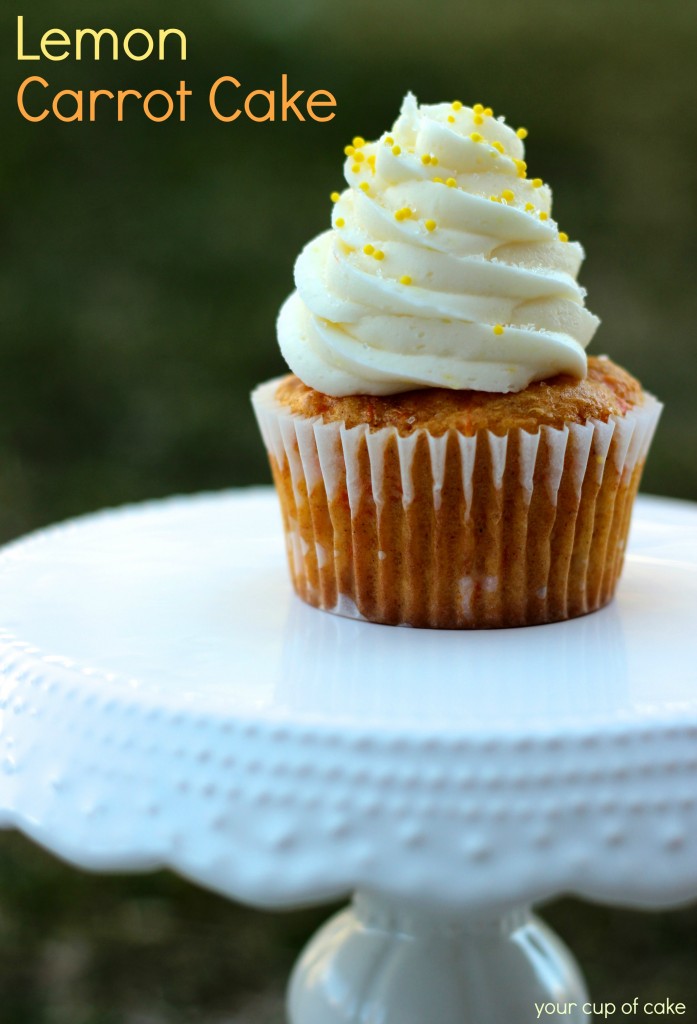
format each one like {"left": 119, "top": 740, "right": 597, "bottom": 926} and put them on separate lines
{"left": 1, "top": 0, "right": 697, "bottom": 1020}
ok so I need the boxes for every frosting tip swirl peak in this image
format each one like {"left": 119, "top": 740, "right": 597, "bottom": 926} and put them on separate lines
{"left": 278, "top": 93, "right": 599, "bottom": 396}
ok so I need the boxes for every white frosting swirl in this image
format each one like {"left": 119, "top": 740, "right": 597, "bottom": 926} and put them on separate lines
{"left": 278, "top": 93, "right": 599, "bottom": 396}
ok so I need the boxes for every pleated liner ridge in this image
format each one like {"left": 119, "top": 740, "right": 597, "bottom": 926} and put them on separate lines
{"left": 252, "top": 378, "right": 662, "bottom": 629}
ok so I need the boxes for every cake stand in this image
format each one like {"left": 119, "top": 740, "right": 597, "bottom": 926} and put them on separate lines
{"left": 1, "top": 488, "right": 696, "bottom": 1024}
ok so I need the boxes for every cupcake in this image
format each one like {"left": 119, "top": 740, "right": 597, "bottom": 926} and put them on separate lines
{"left": 252, "top": 94, "right": 661, "bottom": 629}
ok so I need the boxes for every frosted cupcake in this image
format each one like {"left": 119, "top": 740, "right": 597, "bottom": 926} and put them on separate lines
{"left": 252, "top": 94, "right": 661, "bottom": 628}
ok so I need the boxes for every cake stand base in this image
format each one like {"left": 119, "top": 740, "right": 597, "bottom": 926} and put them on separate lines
{"left": 289, "top": 892, "right": 589, "bottom": 1024}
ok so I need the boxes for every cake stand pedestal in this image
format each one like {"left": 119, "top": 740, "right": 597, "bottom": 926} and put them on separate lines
{"left": 1, "top": 488, "right": 696, "bottom": 1024}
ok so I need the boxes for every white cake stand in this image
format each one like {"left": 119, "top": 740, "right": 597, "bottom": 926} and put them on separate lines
{"left": 1, "top": 488, "right": 696, "bottom": 1024}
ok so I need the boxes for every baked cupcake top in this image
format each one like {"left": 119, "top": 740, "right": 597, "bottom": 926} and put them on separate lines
{"left": 278, "top": 93, "right": 600, "bottom": 398}
{"left": 275, "top": 356, "right": 643, "bottom": 437}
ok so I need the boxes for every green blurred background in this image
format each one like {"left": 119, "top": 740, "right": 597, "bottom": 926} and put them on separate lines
{"left": 1, "top": 1, "right": 697, "bottom": 1021}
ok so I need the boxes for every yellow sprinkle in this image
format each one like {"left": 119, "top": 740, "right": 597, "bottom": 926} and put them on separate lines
{"left": 446, "top": 177, "right": 457, "bottom": 187}
{"left": 330, "top": 191, "right": 341, "bottom": 203}
{"left": 363, "top": 243, "right": 375, "bottom": 255}
{"left": 491, "top": 140, "right": 505, "bottom": 154}
{"left": 385, "top": 135, "right": 394, "bottom": 145}
{"left": 516, "top": 127, "right": 528, "bottom": 139}
{"left": 431, "top": 156, "right": 439, "bottom": 165}
{"left": 447, "top": 115, "right": 455, "bottom": 123}
{"left": 399, "top": 275, "right": 412, "bottom": 285}
{"left": 501, "top": 189, "right": 515, "bottom": 201}
{"left": 344, "top": 145, "right": 355, "bottom": 156}
{"left": 353, "top": 136, "right": 366, "bottom": 148}
{"left": 489, "top": 194, "right": 501, "bottom": 202}
{"left": 394, "top": 207, "right": 413, "bottom": 221}
{"left": 367, "top": 154, "right": 376, "bottom": 166}
{"left": 424, "top": 219, "right": 437, "bottom": 231}
{"left": 354, "top": 151, "right": 365, "bottom": 162}
{"left": 335, "top": 217, "right": 345, "bottom": 227}
{"left": 391, "top": 145, "right": 401, "bottom": 156}
{"left": 373, "top": 249, "right": 385, "bottom": 260}
{"left": 421, "top": 153, "right": 431, "bottom": 165}
{"left": 525, "top": 202, "right": 535, "bottom": 212}
{"left": 452, "top": 100, "right": 463, "bottom": 110}
{"left": 433, "top": 176, "right": 444, "bottom": 184}
{"left": 493, "top": 324, "right": 504, "bottom": 335}
{"left": 483, "top": 107, "right": 493, "bottom": 117}
{"left": 359, "top": 182, "right": 370, "bottom": 192}
{"left": 473, "top": 114, "right": 484, "bottom": 125}
{"left": 470, "top": 132, "right": 484, "bottom": 143}
{"left": 559, "top": 231, "right": 569, "bottom": 242}
{"left": 351, "top": 164, "right": 360, "bottom": 173}
{"left": 539, "top": 211, "right": 549, "bottom": 220}
{"left": 473, "top": 103, "right": 484, "bottom": 115}
{"left": 532, "top": 178, "right": 543, "bottom": 188}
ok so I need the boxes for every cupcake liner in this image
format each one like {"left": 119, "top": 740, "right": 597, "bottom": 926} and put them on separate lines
{"left": 252, "top": 377, "right": 662, "bottom": 629}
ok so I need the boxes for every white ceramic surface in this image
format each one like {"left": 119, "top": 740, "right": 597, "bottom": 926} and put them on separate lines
{"left": 0, "top": 489, "right": 696, "bottom": 912}
{"left": 288, "top": 892, "right": 591, "bottom": 1024}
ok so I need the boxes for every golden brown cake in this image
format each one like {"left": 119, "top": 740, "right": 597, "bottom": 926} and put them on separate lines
{"left": 275, "top": 356, "right": 643, "bottom": 435}
{"left": 254, "top": 357, "right": 658, "bottom": 628}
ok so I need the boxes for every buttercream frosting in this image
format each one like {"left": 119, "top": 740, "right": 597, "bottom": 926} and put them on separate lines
{"left": 278, "top": 93, "right": 599, "bottom": 396}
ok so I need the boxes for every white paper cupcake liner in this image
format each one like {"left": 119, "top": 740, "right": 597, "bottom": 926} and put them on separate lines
{"left": 252, "top": 377, "right": 662, "bottom": 629}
